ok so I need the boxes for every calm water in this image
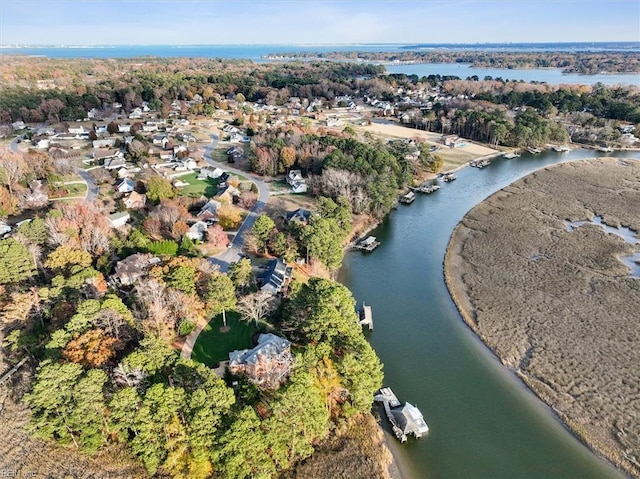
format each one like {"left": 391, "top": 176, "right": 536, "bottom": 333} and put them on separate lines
{"left": 386, "top": 63, "right": 640, "bottom": 86}
{"left": 1, "top": 44, "right": 638, "bottom": 86}
{"left": 339, "top": 150, "right": 639, "bottom": 479}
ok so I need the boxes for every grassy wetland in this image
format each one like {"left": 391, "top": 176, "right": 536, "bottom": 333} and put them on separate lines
{"left": 445, "top": 158, "right": 640, "bottom": 477}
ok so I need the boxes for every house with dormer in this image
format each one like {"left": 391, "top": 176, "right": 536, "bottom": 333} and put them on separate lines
{"left": 228, "top": 333, "right": 293, "bottom": 389}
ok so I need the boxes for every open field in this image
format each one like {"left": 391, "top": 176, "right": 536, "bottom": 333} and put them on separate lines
{"left": 445, "top": 158, "right": 640, "bottom": 477}
{"left": 355, "top": 122, "right": 500, "bottom": 171}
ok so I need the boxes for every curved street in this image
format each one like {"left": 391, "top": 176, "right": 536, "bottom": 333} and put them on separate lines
{"left": 10, "top": 136, "right": 98, "bottom": 203}
{"left": 203, "top": 133, "right": 270, "bottom": 272}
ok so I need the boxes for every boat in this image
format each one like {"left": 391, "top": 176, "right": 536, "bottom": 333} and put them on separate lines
{"left": 597, "top": 145, "right": 614, "bottom": 152}
{"left": 374, "top": 387, "right": 430, "bottom": 442}
{"left": 399, "top": 190, "right": 415, "bottom": 204}
{"left": 441, "top": 172, "right": 456, "bottom": 182}
{"left": 503, "top": 151, "right": 520, "bottom": 159}
{"left": 527, "top": 147, "right": 542, "bottom": 154}
{"left": 357, "top": 302, "right": 373, "bottom": 330}
{"left": 354, "top": 235, "right": 379, "bottom": 252}
{"left": 411, "top": 182, "right": 440, "bottom": 194}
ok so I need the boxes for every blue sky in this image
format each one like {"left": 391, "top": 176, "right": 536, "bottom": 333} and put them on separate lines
{"left": 1, "top": 0, "right": 638, "bottom": 45}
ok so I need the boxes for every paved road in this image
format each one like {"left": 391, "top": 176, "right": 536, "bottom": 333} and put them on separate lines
{"left": 203, "top": 134, "right": 270, "bottom": 272}
{"left": 11, "top": 136, "right": 98, "bottom": 203}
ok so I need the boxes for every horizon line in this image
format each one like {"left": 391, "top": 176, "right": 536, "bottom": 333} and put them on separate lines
{"left": 2, "top": 41, "right": 639, "bottom": 48}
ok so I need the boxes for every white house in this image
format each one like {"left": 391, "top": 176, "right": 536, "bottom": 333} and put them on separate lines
{"left": 115, "top": 178, "right": 135, "bottom": 193}
{"left": 11, "top": 121, "right": 25, "bottom": 130}
{"left": 186, "top": 221, "right": 209, "bottom": 241}
{"left": 197, "top": 167, "right": 224, "bottom": 180}
{"left": 118, "top": 124, "right": 131, "bottom": 133}
{"left": 93, "top": 138, "right": 115, "bottom": 148}
{"left": 290, "top": 182, "right": 308, "bottom": 194}
{"left": 68, "top": 126, "right": 87, "bottom": 135}
{"left": 109, "top": 212, "right": 130, "bottom": 228}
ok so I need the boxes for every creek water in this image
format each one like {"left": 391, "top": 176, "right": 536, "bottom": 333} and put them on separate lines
{"left": 339, "top": 150, "right": 638, "bottom": 479}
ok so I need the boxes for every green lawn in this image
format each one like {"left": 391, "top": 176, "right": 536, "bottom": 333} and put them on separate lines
{"left": 191, "top": 312, "right": 257, "bottom": 367}
{"left": 176, "top": 172, "right": 219, "bottom": 198}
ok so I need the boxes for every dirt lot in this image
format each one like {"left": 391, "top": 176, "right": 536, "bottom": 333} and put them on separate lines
{"left": 356, "top": 122, "right": 500, "bottom": 171}
{"left": 445, "top": 158, "right": 640, "bottom": 477}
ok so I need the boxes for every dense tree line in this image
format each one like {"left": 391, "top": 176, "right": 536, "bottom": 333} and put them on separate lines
{"left": 270, "top": 49, "right": 640, "bottom": 74}
{"left": 1, "top": 194, "right": 382, "bottom": 478}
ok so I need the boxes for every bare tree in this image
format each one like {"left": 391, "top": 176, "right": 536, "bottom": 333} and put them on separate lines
{"left": 113, "top": 362, "right": 146, "bottom": 389}
{"left": 236, "top": 291, "right": 278, "bottom": 326}
{"left": 0, "top": 148, "right": 26, "bottom": 196}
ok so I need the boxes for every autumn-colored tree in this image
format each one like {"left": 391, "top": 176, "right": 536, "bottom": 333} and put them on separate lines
{"left": 217, "top": 205, "right": 243, "bottom": 230}
{"left": 45, "top": 203, "right": 112, "bottom": 256}
{"left": 0, "top": 185, "right": 19, "bottom": 216}
{"left": 44, "top": 245, "right": 92, "bottom": 274}
{"left": 172, "top": 220, "right": 189, "bottom": 239}
{"left": 205, "top": 224, "right": 229, "bottom": 248}
{"left": 62, "top": 328, "right": 119, "bottom": 367}
{"left": 279, "top": 146, "right": 296, "bottom": 171}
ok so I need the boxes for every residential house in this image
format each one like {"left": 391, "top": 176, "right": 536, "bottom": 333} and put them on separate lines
{"left": 109, "top": 211, "right": 130, "bottom": 228}
{"left": 118, "top": 124, "right": 132, "bottom": 134}
{"left": 152, "top": 134, "right": 168, "bottom": 146}
{"left": 11, "top": 121, "right": 26, "bottom": 130}
{"left": 173, "top": 144, "right": 188, "bottom": 156}
{"left": 283, "top": 208, "right": 312, "bottom": 226}
{"left": 197, "top": 199, "right": 222, "bottom": 221}
{"left": 94, "top": 148, "right": 121, "bottom": 163}
{"left": 325, "top": 117, "right": 343, "bottom": 128}
{"left": 216, "top": 184, "right": 239, "bottom": 204}
{"left": 115, "top": 178, "right": 135, "bottom": 193}
{"left": 159, "top": 151, "right": 174, "bottom": 161}
{"left": 186, "top": 221, "right": 208, "bottom": 241}
{"left": 93, "top": 138, "right": 116, "bottom": 148}
{"left": 198, "top": 167, "right": 224, "bottom": 180}
{"left": 104, "top": 156, "right": 126, "bottom": 170}
{"left": 441, "top": 135, "right": 459, "bottom": 147}
{"left": 142, "top": 123, "right": 158, "bottom": 132}
{"left": 285, "top": 170, "right": 307, "bottom": 194}
{"left": 123, "top": 191, "right": 147, "bottom": 209}
{"left": 218, "top": 172, "right": 230, "bottom": 187}
{"left": 180, "top": 158, "right": 197, "bottom": 170}
{"left": 129, "top": 108, "right": 143, "bottom": 119}
{"left": 228, "top": 333, "right": 293, "bottom": 389}
{"left": 94, "top": 125, "right": 108, "bottom": 135}
{"left": 68, "top": 126, "right": 87, "bottom": 135}
{"left": 35, "top": 138, "right": 50, "bottom": 149}
{"left": 258, "top": 258, "right": 292, "bottom": 295}
{"left": 114, "top": 253, "right": 161, "bottom": 286}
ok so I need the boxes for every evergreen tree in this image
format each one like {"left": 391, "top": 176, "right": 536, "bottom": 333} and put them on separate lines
{"left": 0, "top": 238, "right": 36, "bottom": 284}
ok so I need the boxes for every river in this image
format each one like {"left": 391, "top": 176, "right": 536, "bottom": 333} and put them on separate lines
{"left": 339, "top": 149, "right": 638, "bottom": 479}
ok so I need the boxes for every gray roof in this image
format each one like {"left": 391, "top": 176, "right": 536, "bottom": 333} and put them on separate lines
{"left": 229, "top": 333, "right": 291, "bottom": 367}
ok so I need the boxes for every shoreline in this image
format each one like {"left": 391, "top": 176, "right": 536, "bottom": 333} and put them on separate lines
{"left": 443, "top": 158, "right": 640, "bottom": 478}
